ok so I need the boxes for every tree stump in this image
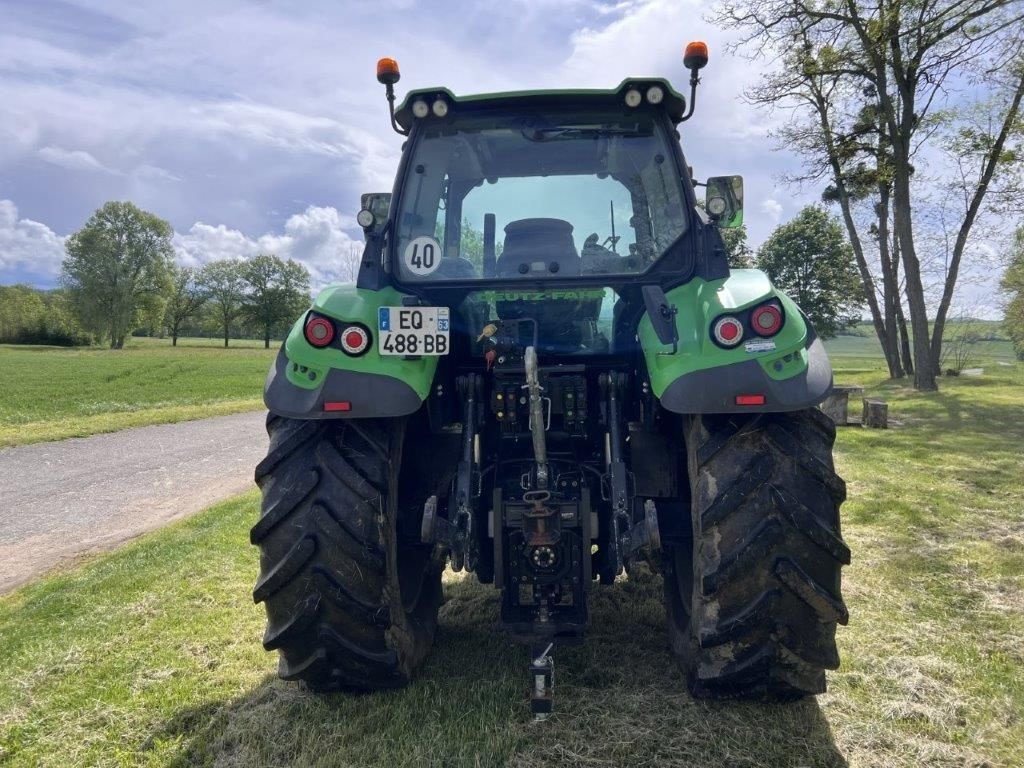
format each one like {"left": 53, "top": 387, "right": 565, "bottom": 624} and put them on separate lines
{"left": 819, "top": 385, "right": 864, "bottom": 426}
{"left": 862, "top": 399, "right": 888, "bottom": 429}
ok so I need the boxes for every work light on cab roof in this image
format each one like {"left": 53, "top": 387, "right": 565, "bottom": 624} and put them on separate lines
{"left": 374, "top": 42, "right": 710, "bottom": 135}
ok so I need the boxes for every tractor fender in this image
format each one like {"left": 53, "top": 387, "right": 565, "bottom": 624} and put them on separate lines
{"left": 263, "top": 347, "right": 424, "bottom": 419}
{"left": 638, "top": 270, "right": 833, "bottom": 414}
{"left": 263, "top": 284, "right": 438, "bottom": 420}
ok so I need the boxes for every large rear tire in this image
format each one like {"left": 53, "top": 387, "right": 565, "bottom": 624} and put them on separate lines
{"left": 252, "top": 414, "right": 442, "bottom": 690}
{"left": 665, "top": 408, "right": 849, "bottom": 699}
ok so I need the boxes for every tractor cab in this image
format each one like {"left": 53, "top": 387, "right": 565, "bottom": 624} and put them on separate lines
{"left": 357, "top": 49, "right": 743, "bottom": 364}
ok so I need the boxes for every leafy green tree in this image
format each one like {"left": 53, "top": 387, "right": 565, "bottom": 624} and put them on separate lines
{"left": 164, "top": 266, "right": 208, "bottom": 346}
{"left": 0, "top": 285, "right": 45, "bottom": 342}
{"left": 0, "top": 285, "right": 94, "bottom": 346}
{"left": 757, "top": 206, "right": 864, "bottom": 339}
{"left": 241, "top": 254, "right": 311, "bottom": 348}
{"left": 716, "top": 0, "right": 1024, "bottom": 390}
{"left": 1002, "top": 227, "right": 1024, "bottom": 361}
{"left": 61, "top": 201, "right": 174, "bottom": 349}
{"left": 198, "top": 260, "right": 247, "bottom": 348}
{"left": 722, "top": 224, "right": 754, "bottom": 268}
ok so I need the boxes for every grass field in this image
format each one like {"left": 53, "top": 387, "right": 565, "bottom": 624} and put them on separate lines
{"left": 1, "top": 343, "right": 1021, "bottom": 766}
{"left": 0, "top": 337, "right": 273, "bottom": 447}
{"left": 1, "top": 324, "right": 1014, "bottom": 449}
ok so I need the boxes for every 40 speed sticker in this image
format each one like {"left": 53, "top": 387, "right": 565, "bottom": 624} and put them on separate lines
{"left": 403, "top": 235, "right": 442, "bottom": 276}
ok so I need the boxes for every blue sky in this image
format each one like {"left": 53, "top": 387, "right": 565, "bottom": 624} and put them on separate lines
{"left": 0, "top": 0, "right": 1004, "bottom": 317}
{"left": 0, "top": 0, "right": 807, "bottom": 288}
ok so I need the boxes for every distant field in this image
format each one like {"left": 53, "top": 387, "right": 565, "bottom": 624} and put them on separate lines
{"left": 1, "top": 324, "right": 1014, "bottom": 448}
{"left": 0, "top": 338, "right": 273, "bottom": 447}
{"left": 1, "top": 359, "right": 1021, "bottom": 766}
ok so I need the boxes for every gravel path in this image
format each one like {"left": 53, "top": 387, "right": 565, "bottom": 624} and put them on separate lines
{"left": 0, "top": 411, "right": 268, "bottom": 594}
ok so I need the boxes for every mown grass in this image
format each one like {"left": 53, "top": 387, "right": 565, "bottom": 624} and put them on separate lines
{"left": 1, "top": 346, "right": 1021, "bottom": 766}
{"left": 0, "top": 338, "right": 272, "bottom": 447}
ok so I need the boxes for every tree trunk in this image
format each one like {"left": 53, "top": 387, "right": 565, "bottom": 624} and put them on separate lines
{"left": 224, "top": 324, "right": 230, "bottom": 348}
{"left": 876, "top": 188, "right": 904, "bottom": 378}
{"left": 896, "top": 299, "right": 914, "bottom": 375}
{"left": 891, "top": 147, "right": 936, "bottom": 390}
{"left": 172, "top": 334, "right": 178, "bottom": 347}
{"left": 813, "top": 87, "right": 897, "bottom": 375}
{"left": 264, "top": 325, "right": 271, "bottom": 349}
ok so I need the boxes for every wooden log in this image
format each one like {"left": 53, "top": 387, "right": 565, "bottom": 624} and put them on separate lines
{"left": 862, "top": 398, "right": 888, "bottom": 429}
{"left": 819, "top": 385, "right": 864, "bottom": 426}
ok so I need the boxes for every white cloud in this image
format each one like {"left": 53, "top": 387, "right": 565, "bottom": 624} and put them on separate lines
{"left": 133, "top": 164, "right": 182, "bottom": 183}
{"left": 760, "top": 198, "right": 783, "bottom": 223}
{"left": 0, "top": 199, "right": 66, "bottom": 279}
{"left": 1, "top": 196, "right": 360, "bottom": 289}
{"left": 38, "top": 146, "right": 119, "bottom": 174}
{"left": 173, "top": 205, "right": 362, "bottom": 286}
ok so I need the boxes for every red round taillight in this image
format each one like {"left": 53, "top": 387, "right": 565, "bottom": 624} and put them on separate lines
{"left": 340, "top": 325, "right": 369, "bottom": 355}
{"left": 304, "top": 316, "right": 335, "bottom": 347}
{"left": 751, "top": 304, "right": 783, "bottom": 336}
{"left": 712, "top": 316, "right": 743, "bottom": 346}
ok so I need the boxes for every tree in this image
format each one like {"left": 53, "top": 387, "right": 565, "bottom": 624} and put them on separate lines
{"left": 61, "top": 201, "right": 174, "bottom": 349}
{"left": 0, "top": 286, "right": 90, "bottom": 346}
{"left": 241, "top": 254, "right": 311, "bottom": 348}
{"left": 714, "top": 0, "right": 1024, "bottom": 389}
{"left": 1002, "top": 226, "right": 1024, "bottom": 360}
{"left": 164, "top": 266, "right": 208, "bottom": 346}
{"left": 757, "top": 207, "right": 864, "bottom": 339}
{"left": 198, "top": 260, "right": 247, "bottom": 348}
{"left": 722, "top": 224, "right": 755, "bottom": 268}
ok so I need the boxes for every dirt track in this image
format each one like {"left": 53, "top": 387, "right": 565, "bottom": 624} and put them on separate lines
{"left": 0, "top": 411, "right": 267, "bottom": 594}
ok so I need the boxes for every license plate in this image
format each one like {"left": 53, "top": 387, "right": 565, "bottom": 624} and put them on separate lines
{"left": 377, "top": 306, "right": 450, "bottom": 356}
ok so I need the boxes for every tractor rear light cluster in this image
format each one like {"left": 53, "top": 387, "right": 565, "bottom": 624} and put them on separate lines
{"left": 712, "top": 316, "right": 744, "bottom": 347}
{"left": 710, "top": 302, "right": 785, "bottom": 348}
{"left": 304, "top": 314, "right": 335, "bottom": 347}
{"left": 751, "top": 303, "right": 783, "bottom": 336}
{"left": 304, "top": 313, "right": 372, "bottom": 355}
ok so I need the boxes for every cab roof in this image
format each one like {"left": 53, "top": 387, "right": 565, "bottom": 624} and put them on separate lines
{"left": 393, "top": 78, "right": 687, "bottom": 131}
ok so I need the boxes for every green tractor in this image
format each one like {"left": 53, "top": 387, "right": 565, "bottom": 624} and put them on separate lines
{"left": 251, "top": 44, "right": 848, "bottom": 716}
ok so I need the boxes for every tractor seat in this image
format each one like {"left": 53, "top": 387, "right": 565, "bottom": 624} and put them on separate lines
{"left": 432, "top": 256, "right": 478, "bottom": 279}
{"left": 496, "top": 218, "right": 580, "bottom": 277}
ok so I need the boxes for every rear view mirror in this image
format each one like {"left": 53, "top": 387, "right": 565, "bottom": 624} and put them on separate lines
{"left": 705, "top": 176, "right": 743, "bottom": 229}
{"left": 357, "top": 193, "right": 392, "bottom": 234}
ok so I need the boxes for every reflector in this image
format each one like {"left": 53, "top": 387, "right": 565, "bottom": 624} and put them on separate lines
{"left": 735, "top": 394, "right": 766, "bottom": 406}
{"left": 324, "top": 401, "right": 352, "bottom": 412}
{"left": 712, "top": 316, "right": 743, "bottom": 346}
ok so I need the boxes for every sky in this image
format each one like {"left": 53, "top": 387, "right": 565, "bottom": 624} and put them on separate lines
{"left": 0, "top": 0, "right": 1005, "bottom": 315}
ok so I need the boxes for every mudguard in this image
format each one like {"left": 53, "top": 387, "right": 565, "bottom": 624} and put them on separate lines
{"left": 638, "top": 270, "right": 832, "bottom": 414}
{"left": 263, "top": 285, "right": 439, "bottom": 419}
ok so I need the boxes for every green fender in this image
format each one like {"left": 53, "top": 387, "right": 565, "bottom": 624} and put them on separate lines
{"left": 263, "top": 285, "right": 439, "bottom": 419}
{"left": 638, "top": 270, "right": 833, "bottom": 413}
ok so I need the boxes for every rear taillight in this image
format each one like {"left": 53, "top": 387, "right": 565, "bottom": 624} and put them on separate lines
{"left": 304, "top": 315, "right": 335, "bottom": 347}
{"left": 751, "top": 303, "right": 783, "bottom": 336}
{"left": 340, "top": 325, "right": 370, "bottom": 355}
{"left": 712, "top": 316, "right": 744, "bottom": 347}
